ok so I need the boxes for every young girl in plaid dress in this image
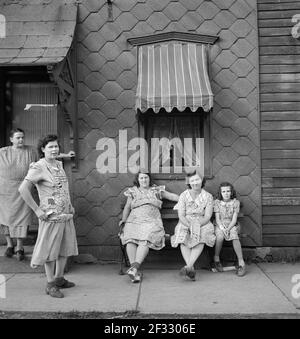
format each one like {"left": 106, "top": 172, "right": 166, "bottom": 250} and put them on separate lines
{"left": 213, "top": 182, "right": 246, "bottom": 277}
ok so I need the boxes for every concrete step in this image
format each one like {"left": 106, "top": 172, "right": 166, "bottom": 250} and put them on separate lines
{"left": 0, "top": 246, "right": 45, "bottom": 273}
{"left": 0, "top": 245, "right": 34, "bottom": 257}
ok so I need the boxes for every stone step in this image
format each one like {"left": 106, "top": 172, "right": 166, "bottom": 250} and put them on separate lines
{"left": 0, "top": 246, "right": 45, "bottom": 274}
{"left": 0, "top": 245, "right": 35, "bottom": 257}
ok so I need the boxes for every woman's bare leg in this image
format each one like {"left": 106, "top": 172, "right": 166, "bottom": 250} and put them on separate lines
{"left": 233, "top": 239, "right": 245, "bottom": 267}
{"left": 5, "top": 235, "right": 13, "bottom": 248}
{"left": 135, "top": 244, "right": 149, "bottom": 265}
{"left": 187, "top": 243, "right": 205, "bottom": 269}
{"left": 126, "top": 243, "right": 138, "bottom": 265}
{"left": 55, "top": 257, "right": 68, "bottom": 278}
{"left": 214, "top": 234, "right": 224, "bottom": 262}
{"left": 180, "top": 244, "right": 191, "bottom": 266}
{"left": 44, "top": 261, "right": 56, "bottom": 283}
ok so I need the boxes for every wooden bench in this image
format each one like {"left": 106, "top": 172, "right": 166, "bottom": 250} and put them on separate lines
{"left": 118, "top": 201, "right": 246, "bottom": 275}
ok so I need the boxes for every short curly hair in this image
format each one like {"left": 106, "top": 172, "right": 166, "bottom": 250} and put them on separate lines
{"left": 37, "top": 134, "right": 60, "bottom": 158}
{"left": 133, "top": 171, "right": 154, "bottom": 187}
{"left": 185, "top": 170, "right": 206, "bottom": 189}
{"left": 216, "top": 182, "right": 237, "bottom": 201}
{"left": 9, "top": 128, "right": 25, "bottom": 138}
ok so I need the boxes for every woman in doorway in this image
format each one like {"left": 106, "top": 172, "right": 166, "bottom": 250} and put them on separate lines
{"left": 171, "top": 169, "right": 215, "bottom": 281}
{"left": 0, "top": 128, "right": 75, "bottom": 261}
{"left": 0, "top": 128, "right": 38, "bottom": 261}
{"left": 19, "top": 135, "right": 78, "bottom": 298}
{"left": 119, "top": 171, "right": 179, "bottom": 283}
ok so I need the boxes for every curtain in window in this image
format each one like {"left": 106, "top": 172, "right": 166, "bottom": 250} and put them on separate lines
{"left": 12, "top": 83, "right": 58, "bottom": 147}
{"left": 147, "top": 112, "right": 204, "bottom": 174}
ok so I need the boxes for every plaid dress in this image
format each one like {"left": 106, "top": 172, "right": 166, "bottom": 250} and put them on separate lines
{"left": 171, "top": 189, "right": 216, "bottom": 249}
{"left": 214, "top": 199, "right": 240, "bottom": 241}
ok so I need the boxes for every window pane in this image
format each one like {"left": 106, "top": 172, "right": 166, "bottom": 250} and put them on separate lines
{"left": 146, "top": 110, "right": 205, "bottom": 175}
{"left": 12, "top": 83, "right": 57, "bottom": 147}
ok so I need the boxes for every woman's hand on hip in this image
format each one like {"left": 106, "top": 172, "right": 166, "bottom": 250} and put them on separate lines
{"left": 35, "top": 208, "right": 49, "bottom": 221}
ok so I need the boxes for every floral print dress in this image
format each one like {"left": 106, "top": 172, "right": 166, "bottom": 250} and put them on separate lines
{"left": 214, "top": 199, "right": 240, "bottom": 241}
{"left": 171, "top": 189, "right": 216, "bottom": 249}
{"left": 24, "top": 158, "right": 78, "bottom": 267}
{"left": 120, "top": 186, "right": 166, "bottom": 250}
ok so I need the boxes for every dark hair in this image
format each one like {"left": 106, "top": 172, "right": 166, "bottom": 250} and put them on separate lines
{"left": 9, "top": 128, "right": 25, "bottom": 138}
{"left": 133, "top": 171, "right": 153, "bottom": 187}
{"left": 216, "top": 182, "right": 237, "bottom": 200}
{"left": 37, "top": 134, "right": 59, "bottom": 158}
{"left": 186, "top": 170, "right": 206, "bottom": 189}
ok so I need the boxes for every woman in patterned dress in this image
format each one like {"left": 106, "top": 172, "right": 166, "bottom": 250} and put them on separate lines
{"left": 19, "top": 135, "right": 78, "bottom": 298}
{"left": 0, "top": 129, "right": 75, "bottom": 261}
{"left": 213, "top": 182, "right": 246, "bottom": 277}
{"left": 0, "top": 128, "right": 38, "bottom": 260}
{"left": 171, "top": 170, "right": 215, "bottom": 281}
{"left": 119, "top": 171, "right": 178, "bottom": 283}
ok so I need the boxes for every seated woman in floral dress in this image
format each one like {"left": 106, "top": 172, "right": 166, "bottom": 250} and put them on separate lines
{"left": 119, "top": 171, "right": 178, "bottom": 283}
{"left": 171, "top": 169, "right": 216, "bottom": 281}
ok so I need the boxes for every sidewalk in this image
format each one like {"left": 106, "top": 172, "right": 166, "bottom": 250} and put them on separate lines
{"left": 1, "top": 259, "right": 300, "bottom": 318}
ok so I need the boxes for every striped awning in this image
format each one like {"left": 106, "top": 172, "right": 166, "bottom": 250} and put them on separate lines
{"left": 136, "top": 42, "right": 213, "bottom": 113}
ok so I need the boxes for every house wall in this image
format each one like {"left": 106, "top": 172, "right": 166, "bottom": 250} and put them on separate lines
{"left": 74, "top": 0, "right": 261, "bottom": 260}
{"left": 257, "top": 0, "right": 300, "bottom": 246}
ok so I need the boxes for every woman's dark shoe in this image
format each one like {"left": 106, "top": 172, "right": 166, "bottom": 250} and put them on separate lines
{"left": 15, "top": 249, "right": 25, "bottom": 261}
{"left": 45, "top": 282, "right": 64, "bottom": 298}
{"left": 55, "top": 277, "right": 75, "bottom": 289}
{"left": 186, "top": 267, "right": 196, "bottom": 281}
{"left": 4, "top": 247, "right": 14, "bottom": 258}
{"left": 213, "top": 261, "right": 223, "bottom": 272}
{"left": 179, "top": 266, "right": 188, "bottom": 276}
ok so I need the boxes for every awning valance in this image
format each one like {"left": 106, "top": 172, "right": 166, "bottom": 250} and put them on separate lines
{"left": 136, "top": 42, "right": 213, "bottom": 113}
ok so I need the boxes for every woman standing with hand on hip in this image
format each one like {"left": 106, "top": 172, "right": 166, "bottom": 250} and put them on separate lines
{"left": 19, "top": 135, "right": 78, "bottom": 298}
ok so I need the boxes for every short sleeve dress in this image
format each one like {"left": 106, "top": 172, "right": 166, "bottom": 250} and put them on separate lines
{"left": 214, "top": 199, "right": 240, "bottom": 241}
{"left": 120, "top": 185, "right": 166, "bottom": 250}
{"left": 0, "top": 146, "right": 38, "bottom": 238}
{"left": 24, "top": 158, "right": 78, "bottom": 268}
{"left": 171, "top": 189, "right": 216, "bottom": 248}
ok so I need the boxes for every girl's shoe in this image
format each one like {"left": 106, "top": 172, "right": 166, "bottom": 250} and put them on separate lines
{"left": 236, "top": 265, "right": 246, "bottom": 277}
{"left": 45, "top": 283, "right": 64, "bottom": 298}
{"left": 213, "top": 261, "right": 223, "bottom": 272}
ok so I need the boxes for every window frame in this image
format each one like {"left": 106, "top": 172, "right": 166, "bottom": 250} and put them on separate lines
{"left": 138, "top": 107, "right": 213, "bottom": 181}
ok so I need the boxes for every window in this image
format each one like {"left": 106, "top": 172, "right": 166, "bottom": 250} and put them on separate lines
{"left": 140, "top": 107, "right": 211, "bottom": 179}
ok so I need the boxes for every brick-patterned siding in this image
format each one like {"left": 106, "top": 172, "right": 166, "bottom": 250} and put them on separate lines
{"left": 75, "top": 0, "right": 261, "bottom": 259}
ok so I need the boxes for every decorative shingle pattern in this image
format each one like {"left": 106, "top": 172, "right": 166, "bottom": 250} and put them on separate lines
{"left": 76, "top": 0, "right": 261, "bottom": 258}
